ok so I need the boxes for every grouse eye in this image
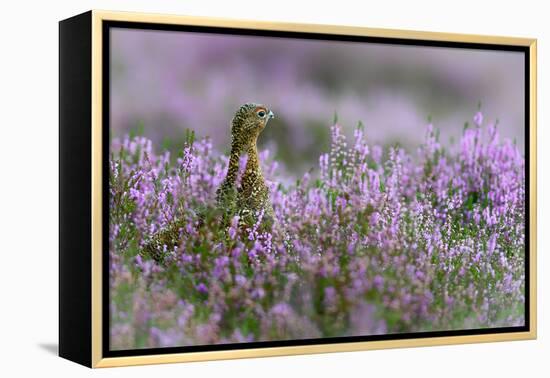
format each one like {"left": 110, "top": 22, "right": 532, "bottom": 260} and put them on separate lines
{"left": 257, "top": 110, "right": 266, "bottom": 118}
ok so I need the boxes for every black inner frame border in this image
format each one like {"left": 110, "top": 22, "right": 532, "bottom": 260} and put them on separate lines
{"left": 102, "top": 20, "right": 531, "bottom": 358}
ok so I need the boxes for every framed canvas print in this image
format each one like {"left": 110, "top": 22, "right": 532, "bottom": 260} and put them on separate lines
{"left": 59, "top": 10, "right": 537, "bottom": 368}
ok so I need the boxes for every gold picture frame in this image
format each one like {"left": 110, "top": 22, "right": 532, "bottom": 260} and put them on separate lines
{"left": 59, "top": 9, "right": 537, "bottom": 368}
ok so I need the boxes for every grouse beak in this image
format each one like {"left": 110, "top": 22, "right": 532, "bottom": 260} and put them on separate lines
{"left": 268, "top": 110, "right": 274, "bottom": 120}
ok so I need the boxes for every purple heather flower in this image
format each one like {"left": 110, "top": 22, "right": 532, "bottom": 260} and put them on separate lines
{"left": 324, "top": 286, "right": 338, "bottom": 310}
{"left": 373, "top": 275, "right": 384, "bottom": 290}
{"left": 196, "top": 283, "right": 208, "bottom": 295}
{"left": 234, "top": 274, "right": 247, "bottom": 287}
{"left": 473, "top": 111, "right": 483, "bottom": 126}
{"left": 487, "top": 234, "right": 497, "bottom": 256}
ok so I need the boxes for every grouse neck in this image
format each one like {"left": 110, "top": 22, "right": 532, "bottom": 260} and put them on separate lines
{"left": 243, "top": 142, "right": 263, "bottom": 182}
{"left": 224, "top": 149, "right": 241, "bottom": 186}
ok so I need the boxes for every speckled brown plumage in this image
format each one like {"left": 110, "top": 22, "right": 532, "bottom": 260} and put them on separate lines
{"left": 141, "top": 217, "right": 186, "bottom": 264}
{"left": 216, "top": 103, "right": 275, "bottom": 226}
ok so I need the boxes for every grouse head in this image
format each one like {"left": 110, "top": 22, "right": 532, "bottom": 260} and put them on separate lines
{"left": 230, "top": 103, "right": 274, "bottom": 153}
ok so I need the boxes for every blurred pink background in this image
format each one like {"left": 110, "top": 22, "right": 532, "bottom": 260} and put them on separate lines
{"left": 110, "top": 27, "right": 524, "bottom": 170}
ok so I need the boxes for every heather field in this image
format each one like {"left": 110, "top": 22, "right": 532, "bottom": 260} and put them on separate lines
{"left": 109, "top": 112, "right": 525, "bottom": 350}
